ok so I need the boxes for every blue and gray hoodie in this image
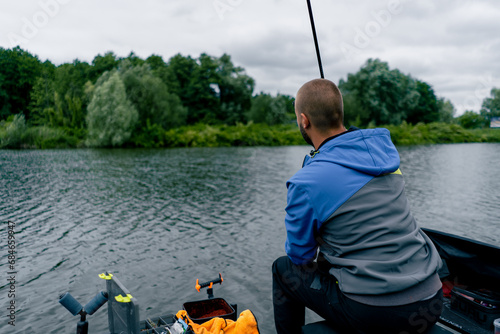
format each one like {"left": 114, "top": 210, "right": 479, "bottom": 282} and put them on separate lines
{"left": 285, "top": 128, "right": 442, "bottom": 304}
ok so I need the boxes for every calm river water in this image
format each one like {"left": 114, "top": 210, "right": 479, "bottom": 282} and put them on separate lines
{"left": 1, "top": 143, "right": 499, "bottom": 333}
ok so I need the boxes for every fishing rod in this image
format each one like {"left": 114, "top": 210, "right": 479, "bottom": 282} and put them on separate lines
{"left": 306, "top": 0, "right": 324, "bottom": 78}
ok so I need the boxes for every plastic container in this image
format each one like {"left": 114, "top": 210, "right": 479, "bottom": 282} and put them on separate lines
{"left": 183, "top": 298, "right": 236, "bottom": 324}
{"left": 450, "top": 287, "right": 500, "bottom": 330}
{"left": 494, "top": 318, "right": 500, "bottom": 334}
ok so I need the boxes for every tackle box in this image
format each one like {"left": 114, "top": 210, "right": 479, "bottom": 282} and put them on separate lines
{"left": 183, "top": 297, "right": 236, "bottom": 324}
{"left": 450, "top": 287, "right": 500, "bottom": 330}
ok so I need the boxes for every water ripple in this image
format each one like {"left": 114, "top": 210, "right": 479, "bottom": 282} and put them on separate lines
{"left": 1, "top": 144, "right": 499, "bottom": 333}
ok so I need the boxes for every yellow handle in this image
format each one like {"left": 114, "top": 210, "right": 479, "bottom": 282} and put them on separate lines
{"left": 99, "top": 273, "right": 114, "bottom": 280}
{"left": 115, "top": 294, "right": 133, "bottom": 303}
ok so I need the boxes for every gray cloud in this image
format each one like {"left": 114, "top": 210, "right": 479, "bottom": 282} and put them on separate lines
{"left": 1, "top": 0, "right": 498, "bottom": 115}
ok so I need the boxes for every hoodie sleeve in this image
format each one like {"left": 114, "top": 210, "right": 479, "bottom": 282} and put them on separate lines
{"left": 284, "top": 181, "right": 320, "bottom": 265}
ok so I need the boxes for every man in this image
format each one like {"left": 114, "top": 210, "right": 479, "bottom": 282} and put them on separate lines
{"left": 272, "top": 79, "right": 443, "bottom": 334}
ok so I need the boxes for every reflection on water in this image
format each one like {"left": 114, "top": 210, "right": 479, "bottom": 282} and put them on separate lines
{"left": 0, "top": 143, "right": 499, "bottom": 333}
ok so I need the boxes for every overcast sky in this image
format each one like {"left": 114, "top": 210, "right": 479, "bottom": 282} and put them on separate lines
{"left": 1, "top": 0, "right": 499, "bottom": 116}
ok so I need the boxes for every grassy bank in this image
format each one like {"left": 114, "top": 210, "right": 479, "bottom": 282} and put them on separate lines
{"left": 162, "top": 122, "right": 500, "bottom": 148}
{"left": 2, "top": 117, "right": 500, "bottom": 149}
{"left": 0, "top": 115, "right": 84, "bottom": 149}
{"left": 162, "top": 123, "right": 304, "bottom": 148}
{"left": 385, "top": 122, "right": 500, "bottom": 145}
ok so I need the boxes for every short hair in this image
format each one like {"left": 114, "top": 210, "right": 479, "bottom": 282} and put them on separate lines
{"left": 295, "top": 79, "right": 344, "bottom": 132}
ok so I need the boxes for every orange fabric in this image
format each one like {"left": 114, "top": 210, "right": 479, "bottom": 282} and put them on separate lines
{"left": 175, "top": 309, "right": 260, "bottom": 334}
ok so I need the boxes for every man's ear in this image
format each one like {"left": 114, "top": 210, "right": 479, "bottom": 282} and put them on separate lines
{"left": 300, "top": 113, "right": 310, "bottom": 129}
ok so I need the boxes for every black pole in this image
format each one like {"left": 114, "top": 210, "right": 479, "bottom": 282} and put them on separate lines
{"left": 76, "top": 314, "right": 88, "bottom": 334}
{"left": 306, "top": 0, "right": 324, "bottom": 78}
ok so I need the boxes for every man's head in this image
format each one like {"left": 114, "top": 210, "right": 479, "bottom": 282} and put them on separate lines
{"left": 294, "top": 79, "right": 345, "bottom": 147}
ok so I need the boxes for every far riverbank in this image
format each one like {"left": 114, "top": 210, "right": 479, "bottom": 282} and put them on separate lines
{"left": 1, "top": 121, "right": 500, "bottom": 149}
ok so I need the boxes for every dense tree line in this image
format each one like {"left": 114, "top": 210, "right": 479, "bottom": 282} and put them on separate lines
{"left": 1, "top": 47, "right": 498, "bottom": 148}
{"left": 340, "top": 59, "right": 499, "bottom": 130}
{"left": 339, "top": 59, "right": 455, "bottom": 126}
{"left": 1, "top": 47, "right": 278, "bottom": 147}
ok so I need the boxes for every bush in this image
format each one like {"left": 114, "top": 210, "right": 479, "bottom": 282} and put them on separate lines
{"left": 0, "top": 114, "right": 27, "bottom": 148}
{"left": 163, "top": 123, "right": 303, "bottom": 148}
{"left": 247, "top": 94, "right": 288, "bottom": 125}
{"left": 130, "top": 121, "right": 166, "bottom": 148}
{"left": 456, "top": 111, "right": 487, "bottom": 129}
{"left": 0, "top": 115, "right": 80, "bottom": 149}
{"left": 386, "top": 122, "right": 492, "bottom": 145}
{"left": 23, "top": 126, "right": 78, "bottom": 148}
{"left": 2, "top": 120, "right": 500, "bottom": 150}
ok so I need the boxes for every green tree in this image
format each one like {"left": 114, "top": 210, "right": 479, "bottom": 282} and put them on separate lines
{"left": 456, "top": 111, "right": 486, "bottom": 129}
{"left": 342, "top": 92, "right": 368, "bottom": 127}
{"left": 164, "top": 53, "right": 255, "bottom": 125}
{"left": 406, "top": 80, "right": 440, "bottom": 124}
{"left": 247, "top": 93, "right": 288, "bottom": 125}
{"left": 215, "top": 54, "right": 255, "bottom": 124}
{"left": 0, "top": 47, "right": 44, "bottom": 121}
{"left": 185, "top": 53, "right": 220, "bottom": 123}
{"left": 339, "top": 59, "right": 420, "bottom": 126}
{"left": 164, "top": 54, "right": 199, "bottom": 121}
{"left": 54, "top": 60, "right": 91, "bottom": 128}
{"left": 437, "top": 98, "right": 455, "bottom": 123}
{"left": 30, "top": 76, "right": 57, "bottom": 126}
{"left": 29, "top": 59, "right": 57, "bottom": 126}
{"left": 480, "top": 88, "right": 500, "bottom": 126}
{"left": 121, "top": 52, "right": 145, "bottom": 68}
{"left": 145, "top": 54, "right": 169, "bottom": 83}
{"left": 86, "top": 71, "right": 138, "bottom": 147}
{"left": 146, "top": 54, "right": 167, "bottom": 72}
{"left": 89, "top": 52, "right": 119, "bottom": 82}
{"left": 120, "top": 61, "right": 186, "bottom": 130}
{"left": 280, "top": 94, "right": 296, "bottom": 116}
{"left": 29, "top": 59, "right": 91, "bottom": 129}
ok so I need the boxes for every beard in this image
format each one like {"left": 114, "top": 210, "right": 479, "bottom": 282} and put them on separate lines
{"left": 299, "top": 123, "right": 314, "bottom": 147}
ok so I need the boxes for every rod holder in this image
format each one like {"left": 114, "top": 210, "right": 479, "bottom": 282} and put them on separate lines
{"left": 59, "top": 291, "right": 108, "bottom": 334}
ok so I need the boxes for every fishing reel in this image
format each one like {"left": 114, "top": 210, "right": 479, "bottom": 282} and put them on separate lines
{"left": 59, "top": 290, "right": 108, "bottom": 334}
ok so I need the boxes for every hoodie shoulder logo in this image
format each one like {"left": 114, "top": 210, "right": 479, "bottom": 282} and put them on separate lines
{"left": 391, "top": 169, "right": 402, "bottom": 175}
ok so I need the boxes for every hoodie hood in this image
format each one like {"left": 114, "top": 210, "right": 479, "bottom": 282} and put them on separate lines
{"left": 302, "top": 128, "right": 400, "bottom": 176}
